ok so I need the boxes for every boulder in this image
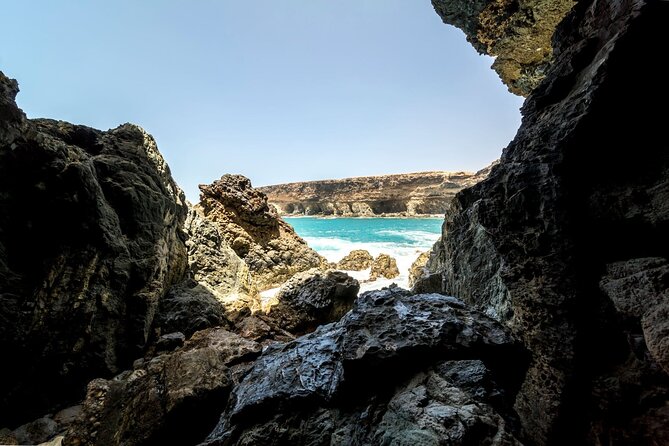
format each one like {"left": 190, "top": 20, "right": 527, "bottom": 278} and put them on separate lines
{"left": 0, "top": 72, "right": 188, "bottom": 425}
{"left": 265, "top": 268, "right": 359, "bottom": 334}
{"left": 198, "top": 175, "right": 326, "bottom": 291}
{"left": 202, "top": 287, "right": 527, "bottom": 444}
{"left": 369, "top": 253, "right": 400, "bottom": 280}
{"left": 65, "top": 328, "right": 262, "bottom": 446}
{"left": 336, "top": 249, "right": 374, "bottom": 271}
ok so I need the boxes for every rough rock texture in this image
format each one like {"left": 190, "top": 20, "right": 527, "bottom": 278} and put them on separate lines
{"left": 409, "top": 250, "right": 431, "bottom": 288}
{"left": 369, "top": 253, "right": 400, "bottom": 280}
{"left": 421, "top": 1, "right": 669, "bottom": 443}
{"left": 65, "top": 328, "right": 262, "bottom": 446}
{"left": 203, "top": 287, "right": 527, "bottom": 445}
{"left": 335, "top": 249, "right": 374, "bottom": 271}
{"left": 259, "top": 169, "right": 492, "bottom": 217}
{"left": 0, "top": 71, "right": 189, "bottom": 426}
{"left": 432, "top": 0, "right": 575, "bottom": 95}
{"left": 198, "top": 175, "right": 326, "bottom": 290}
{"left": 265, "top": 268, "right": 359, "bottom": 334}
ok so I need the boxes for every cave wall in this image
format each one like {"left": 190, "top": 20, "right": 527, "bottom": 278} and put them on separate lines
{"left": 422, "top": 0, "right": 669, "bottom": 443}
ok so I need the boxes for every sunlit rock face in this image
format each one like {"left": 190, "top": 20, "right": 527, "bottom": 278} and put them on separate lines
{"left": 421, "top": 0, "right": 669, "bottom": 443}
{"left": 197, "top": 174, "right": 327, "bottom": 291}
{"left": 0, "top": 71, "right": 189, "bottom": 426}
{"left": 259, "top": 168, "right": 492, "bottom": 217}
{"left": 432, "top": 0, "right": 576, "bottom": 96}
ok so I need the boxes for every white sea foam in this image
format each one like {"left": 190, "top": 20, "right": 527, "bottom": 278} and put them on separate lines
{"left": 305, "top": 233, "right": 440, "bottom": 291}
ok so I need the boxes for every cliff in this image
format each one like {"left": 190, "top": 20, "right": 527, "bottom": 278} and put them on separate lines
{"left": 259, "top": 167, "right": 492, "bottom": 217}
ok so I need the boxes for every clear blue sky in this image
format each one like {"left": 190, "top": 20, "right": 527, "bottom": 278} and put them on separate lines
{"left": 1, "top": 1, "right": 523, "bottom": 202}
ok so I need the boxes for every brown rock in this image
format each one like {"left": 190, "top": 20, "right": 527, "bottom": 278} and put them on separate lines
{"left": 431, "top": 0, "right": 575, "bottom": 95}
{"left": 259, "top": 169, "right": 492, "bottom": 217}
{"left": 66, "top": 328, "right": 261, "bottom": 446}
{"left": 336, "top": 249, "right": 374, "bottom": 271}
{"left": 198, "top": 175, "right": 326, "bottom": 290}
{"left": 370, "top": 254, "right": 400, "bottom": 280}
{"left": 408, "top": 251, "right": 431, "bottom": 289}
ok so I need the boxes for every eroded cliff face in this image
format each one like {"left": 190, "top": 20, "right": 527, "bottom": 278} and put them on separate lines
{"left": 432, "top": 0, "right": 575, "bottom": 95}
{"left": 259, "top": 169, "right": 492, "bottom": 217}
{"left": 198, "top": 174, "right": 326, "bottom": 290}
{"left": 420, "top": 0, "right": 669, "bottom": 443}
{"left": 0, "top": 72, "right": 189, "bottom": 425}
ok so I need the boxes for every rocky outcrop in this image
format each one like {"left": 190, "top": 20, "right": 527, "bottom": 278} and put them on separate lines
{"left": 66, "top": 328, "right": 261, "bottom": 446}
{"left": 335, "top": 249, "right": 374, "bottom": 270}
{"left": 203, "top": 287, "right": 527, "bottom": 445}
{"left": 432, "top": 0, "right": 575, "bottom": 95}
{"left": 369, "top": 253, "right": 400, "bottom": 280}
{"left": 408, "top": 250, "right": 431, "bottom": 288}
{"left": 420, "top": 0, "right": 669, "bottom": 443}
{"left": 0, "top": 72, "right": 188, "bottom": 426}
{"left": 259, "top": 169, "right": 492, "bottom": 217}
{"left": 265, "top": 269, "right": 359, "bottom": 334}
{"left": 198, "top": 175, "right": 326, "bottom": 290}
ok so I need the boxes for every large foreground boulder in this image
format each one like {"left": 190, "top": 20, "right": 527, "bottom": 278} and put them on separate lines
{"left": 203, "top": 287, "right": 527, "bottom": 445}
{"left": 419, "top": 1, "right": 669, "bottom": 443}
{"left": 0, "top": 72, "right": 189, "bottom": 425}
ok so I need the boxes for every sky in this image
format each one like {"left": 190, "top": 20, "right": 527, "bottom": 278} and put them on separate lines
{"left": 0, "top": 1, "right": 523, "bottom": 202}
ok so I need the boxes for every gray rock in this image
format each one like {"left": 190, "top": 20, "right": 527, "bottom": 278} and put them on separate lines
{"left": 266, "top": 268, "right": 359, "bottom": 334}
{"left": 203, "top": 287, "right": 526, "bottom": 444}
{"left": 12, "top": 417, "right": 58, "bottom": 445}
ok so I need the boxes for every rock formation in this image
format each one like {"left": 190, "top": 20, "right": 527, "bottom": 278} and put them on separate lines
{"left": 335, "top": 249, "right": 374, "bottom": 270}
{"left": 259, "top": 169, "right": 492, "bottom": 217}
{"left": 408, "top": 250, "right": 431, "bottom": 288}
{"left": 198, "top": 175, "right": 326, "bottom": 290}
{"left": 0, "top": 72, "right": 189, "bottom": 426}
{"left": 66, "top": 328, "right": 262, "bottom": 446}
{"left": 203, "top": 287, "right": 527, "bottom": 445}
{"left": 432, "top": 0, "right": 575, "bottom": 95}
{"left": 419, "top": 0, "right": 669, "bottom": 443}
{"left": 265, "top": 268, "right": 359, "bottom": 334}
{"left": 369, "top": 253, "right": 400, "bottom": 280}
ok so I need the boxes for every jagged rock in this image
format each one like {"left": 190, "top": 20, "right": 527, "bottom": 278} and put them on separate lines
{"left": 260, "top": 169, "right": 492, "bottom": 217}
{"left": 432, "top": 0, "right": 575, "bottom": 95}
{"left": 335, "top": 249, "right": 374, "bottom": 271}
{"left": 184, "top": 207, "right": 256, "bottom": 299}
{"left": 66, "top": 328, "right": 262, "bottom": 446}
{"left": 198, "top": 175, "right": 326, "bottom": 290}
{"left": 421, "top": 1, "right": 669, "bottom": 443}
{"left": 408, "top": 251, "right": 431, "bottom": 288}
{"left": 202, "top": 287, "right": 526, "bottom": 444}
{"left": 0, "top": 72, "right": 188, "bottom": 426}
{"left": 369, "top": 253, "right": 400, "bottom": 280}
{"left": 265, "top": 268, "right": 359, "bottom": 334}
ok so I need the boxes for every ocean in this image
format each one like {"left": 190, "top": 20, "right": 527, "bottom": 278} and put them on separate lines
{"left": 284, "top": 217, "right": 443, "bottom": 293}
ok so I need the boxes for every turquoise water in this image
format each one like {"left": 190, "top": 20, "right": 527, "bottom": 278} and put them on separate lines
{"left": 284, "top": 217, "right": 443, "bottom": 290}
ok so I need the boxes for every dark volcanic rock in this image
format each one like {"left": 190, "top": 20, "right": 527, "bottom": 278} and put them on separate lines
{"left": 421, "top": 1, "right": 669, "bottom": 444}
{"left": 198, "top": 174, "right": 326, "bottom": 290}
{"left": 203, "top": 287, "right": 527, "bottom": 445}
{"left": 66, "top": 328, "right": 261, "bottom": 446}
{"left": 265, "top": 268, "right": 359, "bottom": 334}
{"left": 0, "top": 72, "right": 188, "bottom": 426}
{"left": 432, "top": 0, "right": 575, "bottom": 95}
